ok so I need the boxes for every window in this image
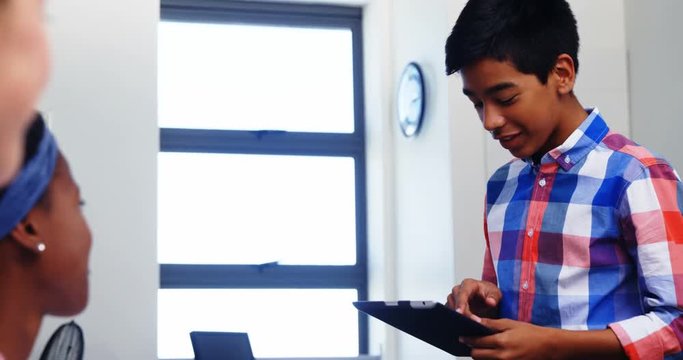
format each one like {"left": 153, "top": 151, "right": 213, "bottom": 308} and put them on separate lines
{"left": 158, "top": 1, "right": 367, "bottom": 358}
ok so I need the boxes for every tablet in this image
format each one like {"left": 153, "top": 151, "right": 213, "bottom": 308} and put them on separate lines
{"left": 353, "top": 300, "right": 495, "bottom": 356}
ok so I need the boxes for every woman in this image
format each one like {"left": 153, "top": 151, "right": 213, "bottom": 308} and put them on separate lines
{"left": 0, "top": 0, "right": 51, "bottom": 186}
{"left": 0, "top": 114, "right": 91, "bottom": 360}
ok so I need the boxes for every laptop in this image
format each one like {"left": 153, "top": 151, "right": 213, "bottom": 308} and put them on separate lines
{"left": 190, "top": 331, "right": 255, "bottom": 360}
{"left": 353, "top": 300, "right": 495, "bottom": 356}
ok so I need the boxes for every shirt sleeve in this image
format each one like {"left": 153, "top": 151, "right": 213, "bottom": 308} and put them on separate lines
{"left": 609, "top": 161, "right": 683, "bottom": 359}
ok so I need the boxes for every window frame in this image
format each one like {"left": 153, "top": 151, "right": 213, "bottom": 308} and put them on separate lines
{"left": 158, "top": 0, "right": 369, "bottom": 355}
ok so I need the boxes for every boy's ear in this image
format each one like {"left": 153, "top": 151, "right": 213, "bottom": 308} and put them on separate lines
{"left": 552, "top": 53, "right": 577, "bottom": 95}
{"left": 8, "top": 217, "right": 44, "bottom": 255}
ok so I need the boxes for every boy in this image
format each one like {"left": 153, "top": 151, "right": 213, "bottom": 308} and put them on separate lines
{"left": 444, "top": 0, "right": 683, "bottom": 359}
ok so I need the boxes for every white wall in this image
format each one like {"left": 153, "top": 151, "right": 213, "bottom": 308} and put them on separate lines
{"left": 31, "top": 0, "right": 159, "bottom": 358}
{"left": 389, "top": 0, "right": 457, "bottom": 358}
{"left": 570, "top": 0, "right": 630, "bottom": 135}
{"left": 362, "top": 0, "right": 398, "bottom": 357}
{"left": 625, "top": 0, "right": 683, "bottom": 171}
{"left": 364, "top": 0, "right": 457, "bottom": 358}
{"left": 364, "top": 0, "right": 459, "bottom": 358}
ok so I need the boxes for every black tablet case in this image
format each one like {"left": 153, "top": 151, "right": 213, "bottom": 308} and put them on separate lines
{"left": 354, "top": 300, "right": 494, "bottom": 356}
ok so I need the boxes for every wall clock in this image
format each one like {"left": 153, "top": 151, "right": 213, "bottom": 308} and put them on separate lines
{"left": 397, "top": 62, "right": 426, "bottom": 137}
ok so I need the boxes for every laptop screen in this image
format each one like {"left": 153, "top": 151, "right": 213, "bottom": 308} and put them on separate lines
{"left": 190, "top": 331, "right": 254, "bottom": 360}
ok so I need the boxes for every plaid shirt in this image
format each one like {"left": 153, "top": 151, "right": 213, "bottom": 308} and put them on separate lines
{"left": 483, "top": 108, "right": 683, "bottom": 359}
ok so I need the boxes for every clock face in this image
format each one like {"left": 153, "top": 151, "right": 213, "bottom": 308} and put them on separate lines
{"left": 397, "top": 62, "right": 425, "bottom": 137}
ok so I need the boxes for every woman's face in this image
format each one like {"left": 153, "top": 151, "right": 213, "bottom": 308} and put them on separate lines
{"left": 30, "top": 154, "right": 92, "bottom": 316}
{"left": 0, "top": 0, "right": 50, "bottom": 186}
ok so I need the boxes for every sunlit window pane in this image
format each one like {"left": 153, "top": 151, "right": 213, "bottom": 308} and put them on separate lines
{"left": 158, "top": 152, "right": 357, "bottom": 265}
{"left": 158, "top": 289, "right": 359, "bottom": 359}
{"left": 158, "top": 21, "right": 355, "bottom": 133}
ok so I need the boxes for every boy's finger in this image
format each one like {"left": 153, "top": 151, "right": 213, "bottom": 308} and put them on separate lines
{"left": 460, "top": 334, "right": 499, "bottom": 349}
{"left": 455, "top": 290, "right": 474, "bottom": 316}
{"left": 479, "top": 318, "right": 512, "bottom": 332}
{"left": 483, "top": 290, "right": 501, "bottom": 307}
{"left": 445, "top": 294, "right": 455, "bottom": 309}
{"left": 447, "top": 285, "right": 461, "bottom": 310}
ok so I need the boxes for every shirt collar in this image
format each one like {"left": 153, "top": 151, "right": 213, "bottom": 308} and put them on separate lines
{"left": 525, "top": 108, "right": 609, "bottom": 171}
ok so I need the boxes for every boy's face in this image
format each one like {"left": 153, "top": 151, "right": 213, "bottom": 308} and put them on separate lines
{"left": 0, "top": 0, "right": 50, "bottom": 186}
{"left": 31, "top": 154, "right": 92, "bottom": 316}
{"left": 461, "top": 58, "right": 564, "bottom": 160}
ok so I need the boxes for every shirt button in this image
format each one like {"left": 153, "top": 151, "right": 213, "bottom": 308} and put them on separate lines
{"left": 539, "top": 178, "right": 546, "bottom": 187}
{"left": 527, "top": 229, "right": 534, "bottom": 237}
{"left": 564, "top": 155, "right": 571, "bottom": 164}
{"left": 522, "top": 281, "right": 529, "bottom": 290}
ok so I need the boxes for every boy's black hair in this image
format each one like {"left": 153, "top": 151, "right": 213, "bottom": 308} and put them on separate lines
{"left": 445, "top": 0, "right": 579, "bottom": 84}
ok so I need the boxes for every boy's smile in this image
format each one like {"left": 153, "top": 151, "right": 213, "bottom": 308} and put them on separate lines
{"left": 460, "top": 57, "right": 582, "bottom": 161}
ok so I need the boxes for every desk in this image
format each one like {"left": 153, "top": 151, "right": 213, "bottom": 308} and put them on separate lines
{"left": 260, "top": 357, "right": 380, "bottom": 360}
{"left": 167, "top": 356, "right": 381, "bottom": 360}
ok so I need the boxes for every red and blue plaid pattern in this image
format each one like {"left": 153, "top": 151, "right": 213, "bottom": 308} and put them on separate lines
{"left": 483, "top": 109, "right": 683, "bottom": 359}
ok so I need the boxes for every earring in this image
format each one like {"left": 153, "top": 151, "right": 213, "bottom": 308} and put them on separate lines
{"left": 37, "top": 243, "right": 46, "bottom": 252}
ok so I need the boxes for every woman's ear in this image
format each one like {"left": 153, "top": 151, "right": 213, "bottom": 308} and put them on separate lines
{"left": 8, "top": 215, "right": 46, "bottom": 255}
{"left": 552, "top": 53, "right": 577, "bottom": 95}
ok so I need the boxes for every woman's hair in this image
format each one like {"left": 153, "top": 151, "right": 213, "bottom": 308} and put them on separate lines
{"left": 0, "top": 116, "right": 45, "bottom": 199}
{"left": 22, "top": 115, "right": 46, "bottom": 165}
{"left": 0, "top": 114, "right": 54, "bottom": 239}
{"left": 445, "top": 0, "right": 579, "bottom": 84}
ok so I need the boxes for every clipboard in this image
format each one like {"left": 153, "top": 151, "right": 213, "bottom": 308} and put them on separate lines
{"left": 353, "top": 300, "right": 495, "bottom": 356}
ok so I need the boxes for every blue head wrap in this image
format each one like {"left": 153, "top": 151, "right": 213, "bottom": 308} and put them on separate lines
{"left": 0, "top": 114, "right": 58, "bottom": 238}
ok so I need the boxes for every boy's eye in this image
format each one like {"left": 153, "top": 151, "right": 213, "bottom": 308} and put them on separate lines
{"left": 497, "top": 95, "right": 517, "bottom": 106}
{"left": 467, "top": 95, "right": 483, "bottom": 109}
{"left": 79, "top": 199, "right": 86, "bottom": 207}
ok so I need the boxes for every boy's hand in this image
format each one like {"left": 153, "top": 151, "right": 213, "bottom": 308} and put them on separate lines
{"left": 460, "top": 318, "right": 558, "bottom": 360}
{"left": 460, "top": 319, "right": 626, "bottom": 360}
{"left": 446, "top": 278, "right": 501, "bottom": 319}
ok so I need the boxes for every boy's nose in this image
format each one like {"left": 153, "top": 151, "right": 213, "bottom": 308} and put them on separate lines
{"left": 482, "top": 107, "right": 505, "bottom": 132}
